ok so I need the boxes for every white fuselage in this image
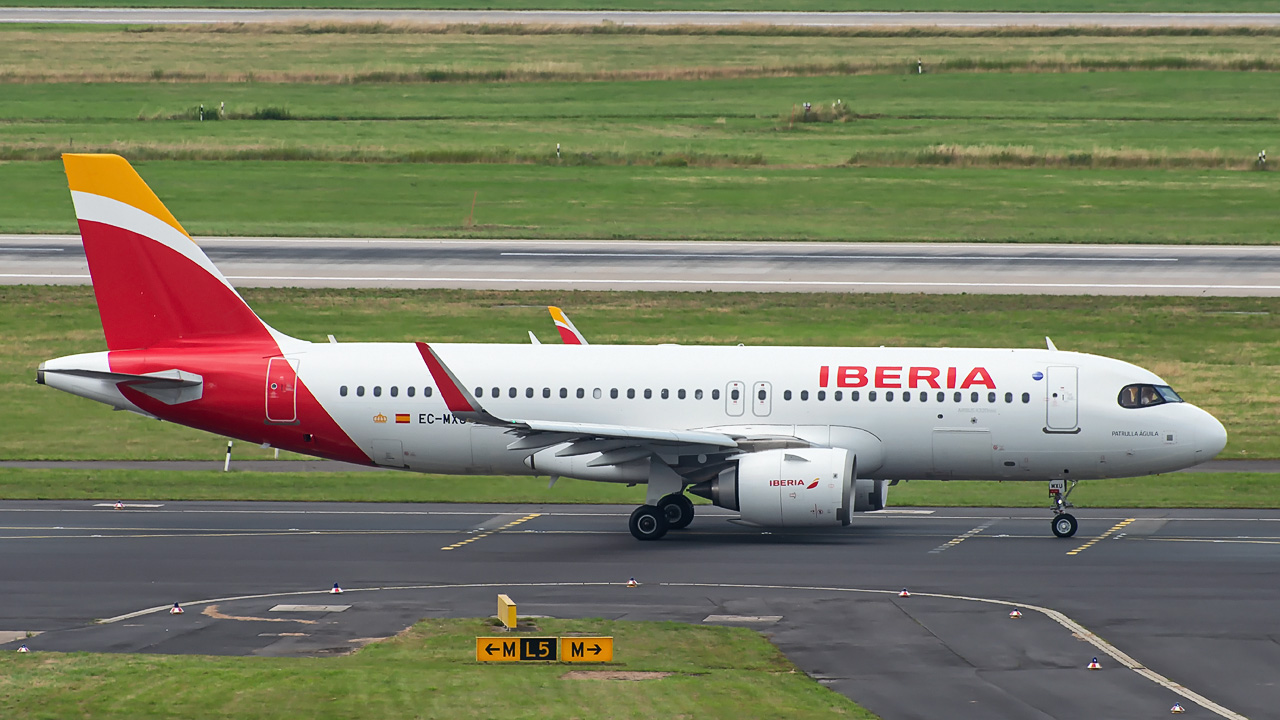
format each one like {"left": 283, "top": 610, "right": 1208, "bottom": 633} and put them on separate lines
{"left": 291, "top": 342, "right": 1224, "bottom": 482}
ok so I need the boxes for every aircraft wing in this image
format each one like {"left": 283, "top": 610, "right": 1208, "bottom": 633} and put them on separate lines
{"left": 417, "top": 343, "right": 809, "bottom": 464}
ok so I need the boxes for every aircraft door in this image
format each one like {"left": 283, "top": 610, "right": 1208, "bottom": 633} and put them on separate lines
{"left": 1046, "top": 366, "right": 1079, "bottom": 431}
{"left": 265, "top": 357, "right": 298, "bottom": 424}
{"left": 726, "top": 381, "right": 745, "bottom": 416}
{"left": 370, "top": 439, "right": 406, "bottom": 468}
{"left": 752, "top": 381, "right": 772, "bottom": 417}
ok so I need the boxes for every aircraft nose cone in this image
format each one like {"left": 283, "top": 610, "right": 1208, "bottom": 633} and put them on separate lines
{"left": 1196, "top": 409, "right": 1228, "bottom": 459}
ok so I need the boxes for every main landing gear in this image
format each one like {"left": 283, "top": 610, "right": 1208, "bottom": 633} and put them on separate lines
{"left": 1049, "top": 478, "right": 1079, "bottom": 538}
{"left": 629, "top": 494, "right": 695, "bottom": 541}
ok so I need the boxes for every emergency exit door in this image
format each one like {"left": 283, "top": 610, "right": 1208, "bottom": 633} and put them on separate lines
{"left": 1045, "top": 366, "right": 1078, "bottom": 431}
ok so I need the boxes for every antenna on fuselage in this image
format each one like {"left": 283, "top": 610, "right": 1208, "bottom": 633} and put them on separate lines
{"left": 1045, "top": 337, "right": 1058, "bottom": 351}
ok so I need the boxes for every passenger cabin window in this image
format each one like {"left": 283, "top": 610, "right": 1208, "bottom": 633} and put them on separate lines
{"left": 357, "top": 386, "right": 365, "bottom": 397}
{"left": 645, "top": 389, "right": 653, "bottom": 399}
{"left": 678, "top": 389, "right": 686, "bottom": 400}
{"left": 885, "top": 391, "right": 894, "bottom": 401}
{"left": 509, "top": 387, "right": 517, "bottom": 398}
{"left": 407, "top": 386, "right": 415, "bottom": 397}
{"left": 661, "top": 389, "right": 669, "bottom": 399}
{"left": 817, "top": 390, "right": 826, "bottom": 401}
{"left": 784, "top": 390, "right": 793, "bottom": 401}
{"left": 577, "top": 388, "right": 585, "bottom": 399}
{"left": 424, "top": 387, "right": 433, "bottom": 398}
{"left": 869, "top": 391, "right": 877, "bottom": 401}
{"left": 731, "top": 388, "right": 740, "bottom": 401}
{"left": 1118, "top": 384, "right": 1183, "bottom": 408}
{"left": 340, "top": 385, "right": 348, "bottom": 397}
{"left": 851, "top": 391, "right": 860, "bottom": 401}
{"left": 1022, "top": 392, "right": 1030, "bottom": 403}
{"left": 543, "top": 388, "right": 551, "bottom": 398}
{"left": 390, "top": 386, "right": 398, "bottom": 397}
{"left": 373, "top": 386, "right": 382, "bottom": 397}
{"left": 800, "top": 390, "right": 809, "bottom": 401}
{"left": 834, "top": 391, "right": 843, "bottom": 401}
{"left": 712, "top": 389, "right": 721, "bottom": 400}
{"left": 695, "top": 389, "right": 703, "bottom": 400}
{"left": 627, "top": 389, "right": 635, "bottom": 399}
{"left": 560, "top": 388, "right": 568, "bottom": 398}
{"left": 611, "top": 388, "right": 619, "bottom": 399}
{"left": 475, "top": 387, "right": 484, "bottom": 398}
{"left": 526, "top": 387, "right": 534, "bottom": 398}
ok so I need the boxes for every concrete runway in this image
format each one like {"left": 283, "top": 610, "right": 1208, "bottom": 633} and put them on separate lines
{"left": 1, "top": 500, "right": 1274, "bottom": 719}
{"left": 6, "top": 235, "right": 1280, "bottom": 296}
{"left": 3, "top": 9, "right": 1280, "bottom": 28}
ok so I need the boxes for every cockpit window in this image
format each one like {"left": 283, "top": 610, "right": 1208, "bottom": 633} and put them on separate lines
{"left": 1118, "top": 384, "right": 1183, "bottom": 408}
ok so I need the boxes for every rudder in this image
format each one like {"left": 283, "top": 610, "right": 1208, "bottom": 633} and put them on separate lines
{"left": 63, "top": 154, "right": 275, "bottom": 351}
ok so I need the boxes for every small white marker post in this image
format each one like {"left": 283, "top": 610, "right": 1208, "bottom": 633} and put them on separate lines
{"left": 223, "top": 440, "right": 233, "bottom": 472}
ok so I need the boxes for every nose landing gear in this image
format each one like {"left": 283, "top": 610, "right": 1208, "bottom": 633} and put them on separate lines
{"left": 1050, "top": 478, "right": 1079, "bottom": 538}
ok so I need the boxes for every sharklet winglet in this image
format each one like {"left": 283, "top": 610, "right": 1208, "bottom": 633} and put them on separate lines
{"left": 415, "top": 342, "right": 514, "bottom": 428}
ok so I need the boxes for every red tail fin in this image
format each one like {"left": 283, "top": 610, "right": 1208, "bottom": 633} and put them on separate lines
{"left": 63, "top": 154, "right": 276, "bottom": 351}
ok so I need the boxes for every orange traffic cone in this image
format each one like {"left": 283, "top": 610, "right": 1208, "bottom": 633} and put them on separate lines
{"left": 626, "top": 578, "right": 638, "bottom": 588}
{"left": 170, "top": 603, "right": 184, "bottom": 615}
{"left": 1170, "top": 703, "right": 1186, "bottom": 714}
{"left": 898, "top": 589, "right": 910, "bottom": 598}
{"left": 1009, "top": 609, "right": 1022, "bottom": 619}
{"left": 330, "top": 583, "right": 343, "bottom": 594}
{"left": 1087, "top": 657, "right": 1102, "bottom": 670}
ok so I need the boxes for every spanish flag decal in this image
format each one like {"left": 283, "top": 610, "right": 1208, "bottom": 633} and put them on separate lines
{"left": 395, "top": 414, "right": 411, "bottom": 424}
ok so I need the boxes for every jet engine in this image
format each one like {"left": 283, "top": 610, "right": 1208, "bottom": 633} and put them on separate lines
{"left": 689, "top": 448, "right": 855, "bottom": 527}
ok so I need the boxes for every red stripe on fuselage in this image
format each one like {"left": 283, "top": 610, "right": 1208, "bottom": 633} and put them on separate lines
{"left": 110, "top": 346, "right": 372, "bottom": 466}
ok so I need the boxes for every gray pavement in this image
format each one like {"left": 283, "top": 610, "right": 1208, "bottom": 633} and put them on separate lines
{"left": 6, "top": 235, "right": 1280, "bottom": 296}
{"left": 1, "top": 458, "right": 1272, "bottom": 472}
{"left": 3, "top": 9, "right": 1280, "bottom": 27}
{"left": 1, "top": 500, "right": 1275, "bottom": 719}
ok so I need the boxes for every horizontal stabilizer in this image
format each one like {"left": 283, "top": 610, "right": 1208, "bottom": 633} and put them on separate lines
{"left": 39, "top": 366, "right": 203, "bottom": 405}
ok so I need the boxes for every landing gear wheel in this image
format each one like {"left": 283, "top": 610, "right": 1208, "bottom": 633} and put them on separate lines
{"left": 629, "top": 505, "right": 669, "bottom": 541}
{"left": 1052, "top": 513, "right": 1078, "bottom": 539}
{"left": 658, "top": 494, "right": 695, "bottom": 530}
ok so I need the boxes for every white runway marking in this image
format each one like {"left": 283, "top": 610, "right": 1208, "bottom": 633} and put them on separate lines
{"left": 501, "top": 252, "right": 1179, "bottom": 262}
{"left": 7, "top": 273, "right": 1273, "bottom": 293}
{"left": 94, "top": 579, "right": 1249, "bottom": 720}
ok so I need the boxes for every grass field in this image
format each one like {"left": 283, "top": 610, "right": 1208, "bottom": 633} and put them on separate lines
{"left": 2, "top": 23, "right": 1278, "bottom": 241}
{"left": 3, "top": 0, "right": 1278, "bottom": 10}
{"left": 6, "top": 161, "right": 1280, "bottom": 242}
{"left": 3, "top": 287, "right": 1277, "bottom": 462}
{"left": 0, "top": 618, "right": 870, "bottom": 720}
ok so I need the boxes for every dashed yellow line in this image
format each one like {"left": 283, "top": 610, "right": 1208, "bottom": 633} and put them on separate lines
{"left": 928, "top": 520, "right": 995, "bottom": 554}
{"left": 1067, "top": 518, "right": 1135, "bottom": 556}
{"left": 441, "top": 513, "right": 542, "bottom": 551}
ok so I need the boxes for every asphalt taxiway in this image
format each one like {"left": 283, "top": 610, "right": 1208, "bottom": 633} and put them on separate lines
{"left": 6, "top": 236, "right": 1280, "bottom": 296}
{"left": 1, "top": 500, "right": 1275, "bottom": 719}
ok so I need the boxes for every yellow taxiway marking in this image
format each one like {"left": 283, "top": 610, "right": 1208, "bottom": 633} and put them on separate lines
{"left": 202, "top": 604, "right": 316, "bottom": 624}
{"left": 1067, "top": 518, "right": 1136, "bottom": 556}
{"left": 441, "top": 513, "right": 542, "bottom": 551}
{"left": 928, "top": 520, "right": 995, "bottom": 554}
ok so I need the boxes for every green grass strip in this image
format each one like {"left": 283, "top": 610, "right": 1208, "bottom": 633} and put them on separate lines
{"left": 5, "top": 287, "right": 1277, "bottom": 461}
{"left": 0, "top": 618, "right": 874, "bottom": 720}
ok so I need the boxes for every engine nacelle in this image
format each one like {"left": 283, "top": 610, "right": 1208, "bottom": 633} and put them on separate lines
{"left": 690, "top": 448, "right": 855, "bottom": 528}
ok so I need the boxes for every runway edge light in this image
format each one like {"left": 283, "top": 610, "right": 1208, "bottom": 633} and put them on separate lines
{"left": 898, "top": 588, "right": 910, "bottom": 598}
{"left": 1170, "top": 702, "right": 1186, "bottom": 714}
{"left": 1009, "top": 609, "right": 1022, "bottom": 619}
{"left": 331, "top": 583, "right": 343, "bottom": 595}
{"left": 113, "top": 500, "right": 123, "bottom": 510}
{"left": 626, "top": 577, "right": 638, "bottom": 588}
{"left": 17, "top": 645, "right": 30, "bottom": 653}
{"left": 170, "top": 603, "right": 184, "bottom": 615}
{"left": 1087, "top": 657, "right": 1102, "bottom": 670}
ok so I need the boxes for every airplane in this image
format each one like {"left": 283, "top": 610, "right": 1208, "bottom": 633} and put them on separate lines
{"left": 38, "top": 154, "right": 1228, "bottom": 541}
{"left": 549, "top": 306, "right": 589, "bottom": 345}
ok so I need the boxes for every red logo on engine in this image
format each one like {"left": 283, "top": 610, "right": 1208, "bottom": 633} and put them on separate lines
{"left": 807, "top": 479, "right": 819, "bottom": 489}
